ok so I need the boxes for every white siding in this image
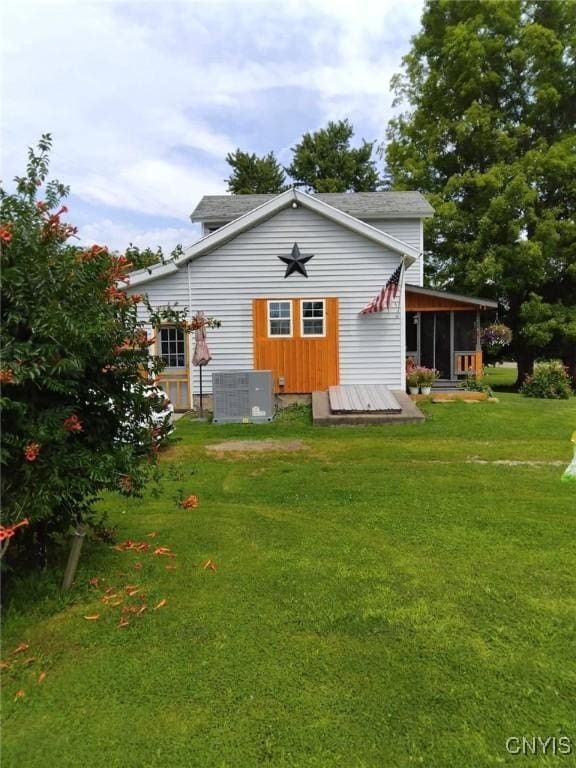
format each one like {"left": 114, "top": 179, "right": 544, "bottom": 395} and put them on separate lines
{"left": 134, "top": 207, "right": 408, "bottom": 393}
{"left": 364, "top": 218, "right": 424, "bottom": 287}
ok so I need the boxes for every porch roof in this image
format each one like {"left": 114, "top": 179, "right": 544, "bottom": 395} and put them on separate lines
{"left": 405, "top": 284, "right": 498, "bottom": 310}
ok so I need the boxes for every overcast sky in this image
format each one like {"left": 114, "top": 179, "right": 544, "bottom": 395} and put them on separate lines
{"left": 1, "top": 0, "right": 424, "bottom": 253}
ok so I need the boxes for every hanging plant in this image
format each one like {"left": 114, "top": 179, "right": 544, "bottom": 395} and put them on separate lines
{"left": 481, "top": 324, "right": 512, "bottom": 348}
{"left": 481, "top": 323, "right": 512, "bottom": 366}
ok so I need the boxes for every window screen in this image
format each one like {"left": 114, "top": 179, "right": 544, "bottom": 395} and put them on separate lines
{"left": 269, "top": 301, "right": 291, "bottom": 336}
{"left": 302, "top": 300, "right": 325, "bottom": 336}
{"left": 406, "top": 312, "right": 418, "bottom": 352}
{"left": 454, "top": 311, "right": 477, "bottom": 350}
{"left": 159, "top": 326, "right": 186, "bottom": 368}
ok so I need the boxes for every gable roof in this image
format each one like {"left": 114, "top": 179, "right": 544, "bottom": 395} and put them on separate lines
{"left": 129, "top": 188, "right": 422, "bottom": 287}
{"left": 191, "top": 191, "right": 434, "bottom": 222}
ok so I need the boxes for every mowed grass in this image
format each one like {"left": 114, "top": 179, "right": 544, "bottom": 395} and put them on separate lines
{"left": 483, "top": 364, "right": 518, "bottom": 390}
{"left": 2, "top": 395, "right": 576, "bottom": 768}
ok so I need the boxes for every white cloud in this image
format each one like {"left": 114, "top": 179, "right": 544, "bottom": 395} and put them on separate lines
{"left": 1, "top": 0, "right": 423, "bottom": 239}
{"left": 77, "top": 219, "right": 200, "bottom": 254}
{"left": 76, "top": 160, "right": 223, "bottom": 219}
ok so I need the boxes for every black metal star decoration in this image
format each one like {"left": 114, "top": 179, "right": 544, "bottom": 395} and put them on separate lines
{"left": 277, "top": 243, "right": 315, "bottom": 278}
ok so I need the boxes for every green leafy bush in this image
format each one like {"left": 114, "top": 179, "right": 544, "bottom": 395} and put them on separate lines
{"left": 521, "top": 361, "right": 573, "bottom": 400}
{"left": 0, "top": 136, "right": 217, "bottom": 570}
{"left": 461, "top": 373, "right": 493, "bottom": 396}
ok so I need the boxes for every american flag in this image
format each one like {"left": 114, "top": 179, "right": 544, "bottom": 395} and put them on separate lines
{"left": 360, "top": 263, "right": 403, "bottom": 314}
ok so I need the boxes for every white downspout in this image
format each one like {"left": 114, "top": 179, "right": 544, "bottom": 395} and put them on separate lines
{"left": 398, "top": 256, "right": 407, "bottom": 390}
{"left": 187, "top": 262, "right": 194, "bottom": 410}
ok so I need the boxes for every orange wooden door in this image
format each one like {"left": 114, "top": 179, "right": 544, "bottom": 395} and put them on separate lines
{"left": 253, "top": 298, "right": 339, "bottom": 393}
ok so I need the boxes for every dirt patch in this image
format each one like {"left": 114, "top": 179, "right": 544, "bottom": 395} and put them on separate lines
{"left": 411, "top": 458, "right": 565, "bottom": 466}
{"left": 206, "top": 439, "right": 307, "bottom": 455}
{"left": 466, "top": 458, "right": 565, "bottom": 466}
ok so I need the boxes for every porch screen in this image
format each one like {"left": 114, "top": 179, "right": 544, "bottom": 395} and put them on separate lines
{"left": 406, "top": 312, "right": 418, "bottom": 354}
{"left": 454, "top": 312, "right": 476, "bottom": 350}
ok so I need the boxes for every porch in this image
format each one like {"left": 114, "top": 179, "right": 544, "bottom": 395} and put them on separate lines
{"left": 405, "top": 284, "right": 498, "bottom": 380}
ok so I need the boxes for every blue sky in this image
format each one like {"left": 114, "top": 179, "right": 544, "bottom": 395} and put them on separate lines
{"left": 1, "top": 0, "right": 424, "bottom": 253}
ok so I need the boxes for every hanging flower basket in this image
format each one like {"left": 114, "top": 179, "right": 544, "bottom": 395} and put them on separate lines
{"left": 481, "top": 324, "right": 512, "bottom": 348}
{"left": 481, "top": 324, "right": 512, "bottom": 365}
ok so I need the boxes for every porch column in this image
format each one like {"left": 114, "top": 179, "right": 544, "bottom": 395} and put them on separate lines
{"left": 475, "top": 309, "right": 483, "bottom": 378}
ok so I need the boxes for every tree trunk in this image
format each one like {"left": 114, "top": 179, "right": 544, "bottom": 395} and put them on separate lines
{"left": 62, "top": 524, "right": 86, "bottom": 591}
{"left": 514, "top": 347, "right": 535, "bottom": 389}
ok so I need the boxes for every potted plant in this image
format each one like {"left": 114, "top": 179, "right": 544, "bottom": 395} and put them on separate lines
{"left": 406, "top": 368, "right": 420, "bottom": 395}
{"left": 418, "top": 366, "right": 438, "bottom": 395}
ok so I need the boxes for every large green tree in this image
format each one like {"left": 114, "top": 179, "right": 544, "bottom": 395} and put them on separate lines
{"left": 384, "top": 0, "right": 576, "bottom": 385}
{"left": 225, "top": 149, "right": 287, "bottom": 194}
{"left": 286, "top": 119, "right": 380, "bottom": 193}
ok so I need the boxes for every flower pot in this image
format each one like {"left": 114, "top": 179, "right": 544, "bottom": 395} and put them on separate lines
{"left": 420, "top": 386, "right": 432, "bottom": 395}
{"left": 408, "top": 386, "right": 420, "bottom": 395}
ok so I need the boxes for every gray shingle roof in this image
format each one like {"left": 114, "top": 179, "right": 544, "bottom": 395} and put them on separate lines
{"left": 190, "top": 191, "right": 434, "bottom": 222}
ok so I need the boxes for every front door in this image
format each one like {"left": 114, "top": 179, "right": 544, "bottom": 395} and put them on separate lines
{"left": 253, "top": 298, "right": 339, "bottom": 393}
{"left": 156, "top": 325, "right": 191, "bottom": 410}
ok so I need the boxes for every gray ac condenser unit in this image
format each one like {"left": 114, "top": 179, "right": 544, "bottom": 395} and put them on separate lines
{"left": 212, "top": 370, "right": 274, "bottom": 424}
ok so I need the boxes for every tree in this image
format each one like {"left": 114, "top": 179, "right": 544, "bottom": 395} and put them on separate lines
{"left": 286, "top": 119, "right": 380, "bottom": 193}
{"left": 0, "top": 136, "right": 218, "bottom": 572}
{"left": 225, "top": 149, "right": 287, "bottom": 194}
{"left": 384, "top": 0, "right": 576, "bottom": 386}
{"left": 125, "top": 244, "right": 173, "bottom": 272}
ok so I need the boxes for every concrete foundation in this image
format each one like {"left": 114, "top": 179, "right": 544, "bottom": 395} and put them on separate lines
{"left": 189, "top": 392, "right": 312, "bottom": 414}
{"left": 312, "top": 390, "right": 425, "bottom": 426}
{"left": 276, "top": 393, "right": 312, "bottom": 409}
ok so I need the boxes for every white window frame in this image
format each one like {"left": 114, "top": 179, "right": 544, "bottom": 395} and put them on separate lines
{"left": 300, "top": 299, "right": 326, "bottom": 338}
{"left": 267, "top": 300, "right": 293, "bottom": 338}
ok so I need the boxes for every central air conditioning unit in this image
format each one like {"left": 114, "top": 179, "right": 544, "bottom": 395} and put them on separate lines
{"left": 212, "top": 370, "right": 274, "bottom": 424}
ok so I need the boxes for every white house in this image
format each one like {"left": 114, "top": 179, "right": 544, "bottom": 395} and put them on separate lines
{"left": 127, "top": 189, "right": 496, "bottom": 410}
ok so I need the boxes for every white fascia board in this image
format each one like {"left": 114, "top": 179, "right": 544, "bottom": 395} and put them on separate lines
{"left": 129, "top": 188, "right": 419, "bottom": 286}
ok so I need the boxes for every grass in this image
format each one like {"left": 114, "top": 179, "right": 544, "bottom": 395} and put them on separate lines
{"left": 2, "top": 395, "right": 576, "bottom": 767}
{"left": 482, "top": 364, "right": 518, "bottom": 391}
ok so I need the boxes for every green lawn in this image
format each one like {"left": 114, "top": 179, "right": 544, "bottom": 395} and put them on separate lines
{"left": 483, "top": 364, "right": 518, "bottom": 390}
{"left": 2, "top": 395, "right": 576, "bottom": 767}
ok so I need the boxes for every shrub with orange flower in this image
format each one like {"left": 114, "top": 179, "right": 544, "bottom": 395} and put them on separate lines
{"left": 0, "top": 519, "right": 30, "bottom": 542}
{"left": 23, "top": 443, "right": 41, "bottom": 462}
{"left": 63, "top": 415, "right": 82, "bottom": 432}
{"left": 105, "top": 285, "right": 131, "bottom": 305}
{"left": 1, "top": 135, "right": 220, "bottom": 571}
{"left": 0, "top": 368, "right": 14, "bottom": 384}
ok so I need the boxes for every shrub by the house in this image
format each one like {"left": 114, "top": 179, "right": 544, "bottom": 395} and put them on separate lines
{"left": 0, "top": 137, "right": 204, "bottom": 570}
{"left": 521, "top": 361, "right": 573, "bottom": 400}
